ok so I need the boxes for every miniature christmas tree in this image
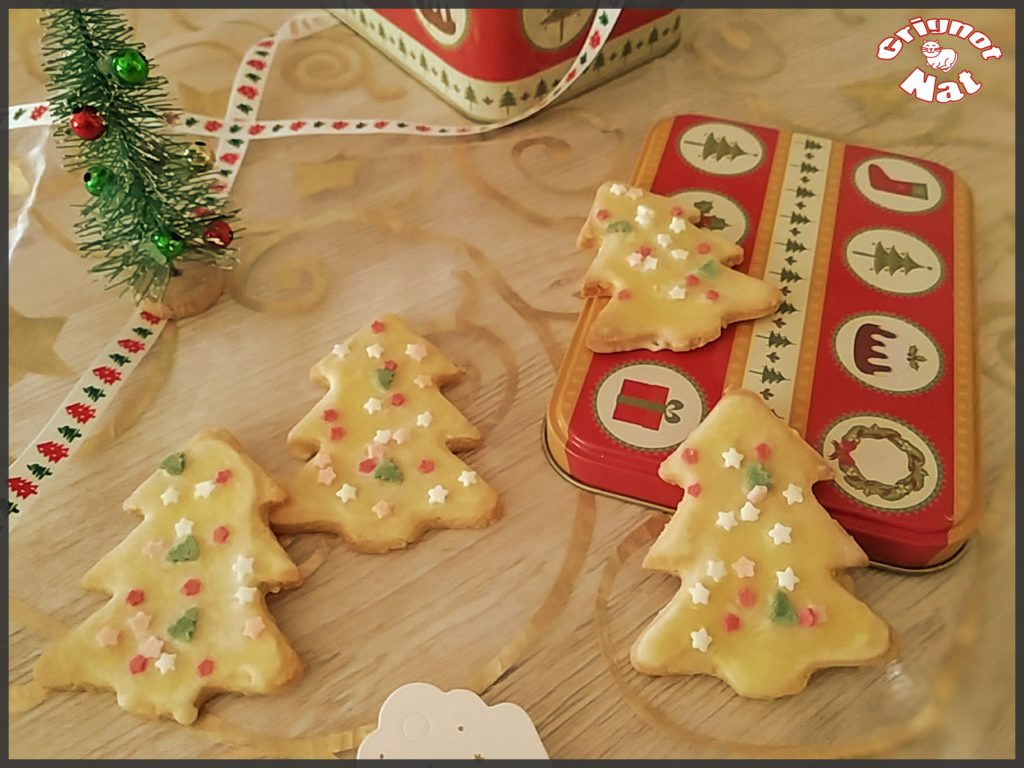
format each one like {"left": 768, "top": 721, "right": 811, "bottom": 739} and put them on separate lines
{"left": 631, "top": 390, "right": 892, "bottom": 698}
{"left": 577, "top": 182, "right": 781, "bottom": 353}
{"left": 852, "top": 242, "right": 930, "bottom": 275}
{"left": 271, "top": 315, "right": 500, "bottom": 553}
{"left": 35, "top": 430, "right": 301, "bottom": 724}
{"left": 684, "top": 132, "right": 751, "bottom": 161}
{"left": 41, "top": 8, "right": 238, "bottom": 301}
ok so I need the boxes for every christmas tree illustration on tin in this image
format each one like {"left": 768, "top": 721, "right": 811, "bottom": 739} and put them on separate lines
{"left": 685, "top": 132, "right": 750, "bottom": 161}
{"left": 577, "top": 182, "right": 781, "bottom": 353}
{"left": 34, "top": 430, "right": 302, "bottom": 724}
{"left": 631, "top": 390, "right": 893, "bottom": 698}
{"left": 852, "top": 242, "right": 931, "bottom": 276}
{"left": 271, "top": 314, "right": 500, "bottom": 553}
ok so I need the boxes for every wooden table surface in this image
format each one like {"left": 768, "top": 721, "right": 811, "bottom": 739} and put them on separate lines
{"left": 8, "top": 8, "right": 1015, "bottom": 759}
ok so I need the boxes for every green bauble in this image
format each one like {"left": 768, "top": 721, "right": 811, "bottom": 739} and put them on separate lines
{"left": 110, "top": 48, "right": 149, "bottom": 85}
{"left": 151, "top": 231, "right": 185, "bottom": 260}
{"left": 83, "top": 166, "right": 114, "bottom": 196}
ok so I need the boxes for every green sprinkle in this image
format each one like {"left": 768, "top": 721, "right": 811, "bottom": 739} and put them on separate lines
{"left": 166, "top": 535, "right": 199, "bottom": 563}
{"left": 697, "top": 259, "right": 718, "bottom": 278}
{"left": 374, "top": 368, "right": 396, "bottom": 390}
{"left": 771, "top": 591, "right": 798, "bottom": 625}
{"left": 167, "top": 607, "right": 199, "bottom": 641}
{"left": 746, "top": 462, "right": 773, "bottom": 489}
{"left": 160, "top": 452, "right": 186, "bottom": 475}
{"left": 373, "top": 459, "right": 403, "bottom": 483}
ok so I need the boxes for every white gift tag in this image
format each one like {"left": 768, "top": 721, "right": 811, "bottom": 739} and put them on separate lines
{"left": 357, "top": 682, "right": 549, "bottom": 760}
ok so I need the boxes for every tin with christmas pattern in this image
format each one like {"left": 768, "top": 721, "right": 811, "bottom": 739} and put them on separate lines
{"left": 545, "top": 114, "right": 979, "bottom": 570}
{"left": 333, "top": 8, "right": 680, "bottom": 122}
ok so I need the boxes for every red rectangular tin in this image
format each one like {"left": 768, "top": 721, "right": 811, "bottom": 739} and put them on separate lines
{"left": 545, "top": 115, "right": 979, "bottom": 570}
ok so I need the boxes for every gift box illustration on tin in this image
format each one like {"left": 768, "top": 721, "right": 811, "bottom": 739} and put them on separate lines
{"left": 612, "top": 379, "right": 684, "bottom": 431}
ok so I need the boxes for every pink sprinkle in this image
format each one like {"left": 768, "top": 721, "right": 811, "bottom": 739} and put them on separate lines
{"left": 670, "top": 206, "right": 684, "bottom": 217}
{"left": 686, "top": 483, "right": 702, "bottom": 498}
{"left": 799, "top": 608, "right": 817, "bottom": 627}
{"left": 723, "top": 613, "right": 741, "bottom": 632}
{"left": 322, "top": 409, "right": 338, "bottom": 422}
{"left": 196, "top": 658, "right": 215, "bottom": 678}
{"left": 391, "top": 394, "right": 406, "bottom": 406}
{"left": 697, "top": 242, "right": 711, "bottom": 254}
{"left": 125, "top": 589, "right": 145, "bottom": 606}
{"left": 682, "top": 448, "right": 699, "bottom": 464}
{"left": 384, "top": 359, "right": 398, "bottom": 371}
{"left": 181, "top": 578, "right": 201, "bottom": 597}
{"left": 705, "top": 290, "right": 719, "bottom": 301}
{"left": 596, "top": 209, "right": 610, "bottom": 221}
{"left": 685, "top": 274, "right": 700, "bottom": 286}
{"left": 358, "top": 458, "right": 377, "bottom": 474}
{"left": 639, "top": 245, "right": 652, "bottom": 257}
{"left": 129, "top": 655, "right": 148, "bottom": 675}
{"left": 739, "top": 587, "right": 757, "bottom": 607}
{"left": 330, "top": 426, "right": 346, "bottom": 441}
{"left": 617, "top": 289, "right": 632, "bottom": 300}
{"left": 371, "top": 320, "right": 386, "bottom": 334}
{"left": 418, "top": 459, "right": 435, "bottom": 474}
{"left": 756, "top": 442, "right": 772, "bottom": 460}
{"left": 212, "top": 526, "right": 230, "bottom": 544}
{"left": 215, "top": 469, "right": 232, "bottom": 485}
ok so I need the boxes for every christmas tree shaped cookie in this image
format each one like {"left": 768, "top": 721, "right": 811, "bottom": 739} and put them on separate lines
{"left": 35, "top": 430, "right": 302, "bottom": 724}
{"left": 271, "top": 315, "right": 500, "bottom": 553}
{"left": 631, "top": 390, "right": 893, "bottom": 698}
{"left": 578, "top": 181, "right": 781, "bottom": 353}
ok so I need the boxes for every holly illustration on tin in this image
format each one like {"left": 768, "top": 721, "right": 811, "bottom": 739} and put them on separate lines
{"left": 631, "top": 390, "right": 893, "bottom": 698}
{"left": 33, "top": 430, "right": 302, "bottom": 724}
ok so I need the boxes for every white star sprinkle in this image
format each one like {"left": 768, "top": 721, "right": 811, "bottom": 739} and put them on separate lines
{"left": 336, "top": 483, "right": 357, "bottom": 503}
{"left": 155, "top": 653, "right": 177, "bottom": 675}
{"left": 626, "top": 251, "right": 644, "bottom": 268}
{"left": 138, "top": 635, "right": 163, "bottom": 659}
{"left": 747, "top": 485, "right": 768, "bottom": 503}
{"left": 690, "top": 627, "right": 712, "bottom": 652}
{"left": 160, "top": 487, "right": 179, "bottom": 506}
{"left": 626, "top": 186, "right": 644, "bottom": 200}
{"left": 732, "top": 556, "right": 756, "bottom": 578}
{"left": 331, "top": 342, "right": 349, "bottom": 359}
{"left": 414, "top": 374, "right": 433, "bottom": 389}
{"left": 235, "top": 585, "right": 257, "bottom": 604}
{"left": 242, "top": 616, "right": 265, "bottom": 640}
{"left": 656, "top": 233, "right": 672, "bottom": 248}
{"left": 722, "top": 447, "right": 744, "bottom": 468}
{"left": 174, "top": 517, "right": 193, "bottom": 538}
{"left": 706, "top": 560, "right": 726, "bottom": 582}
{"left": 372, "top": 500, "right": 393, "bottom": 519}
{"left": 193, "top": 480, "right": 216, "bottom": 499}
{"left": 126, "top": 611, "right": 151, "bottom": 635}
{"left": 142, "top": 540, "right": 165, "bottom": 560}
{"left": 364, "top": 397, "right": 382, "bottom": 415}
{"left": 670, "top": 248, "right": 689, "bottom": 260}
{"left": 739, "top": 501, "right": 761, "bottom": 522}
{"left": 668, "top": 285, "right": 687, "bottom": 301}
{"left": 416, "top": 411, "right": 433, "bottom": 428}
{"left": 405, "top": 343, "right": 427, "bottom": 361}
{"left": 640, "top": 256, "right": 658, "bottom": 272}
{"left": 688, "top": 582, "right": 710, "bottom": 605}
{"left": 776, "top": 567, "right": 799, "bottom": 591}
{"left": 317, "top": 466, "right": 337, "bottom": 485}
{"left": 609, "top": 182, "right": 627, "bottom": 196}
{"left": 768, "top": 523, "right": 792, "bottom": 545}
{"left": 458, "top": 470, "right": 478, "bottom": 487}
{"left": 392, "top": 428, "right": 410, "bottom": 444}
{"left": 95, "top": 626, "right": 119, "bottom": 647}
{"left": 365, "top": 343, "right": 384, "bottom": 359}
{"left": 427, "top": 485, "right": 449, "bottom": 504}
{"left": 232, "top": 554, "right": 254, "bottom": 581}
{"left": 783, "top": 483, "right": 804, "bottom": 505}
{"left": 669, "top": 216, "right": 687, "bottom": 233}
{"left": 635, "top": 205, "right": 654, "bottom": 226}
{"left": 716, "top": 510, "right": 738, "bottom": 531}
{"left": 373, "top": 429, "right": 393, "bottom": 445}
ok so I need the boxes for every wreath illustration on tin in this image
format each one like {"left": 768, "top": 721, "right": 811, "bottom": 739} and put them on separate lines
{"left": 827, "top": 423, "right": 928, "bottom": 502}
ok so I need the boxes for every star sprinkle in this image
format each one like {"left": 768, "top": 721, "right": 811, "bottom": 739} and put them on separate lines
{"left": 688, "top": 582, "right": 710, "bottom": 605}
{"left": 706, "top": 560, "right": 726, "bottom": 583}
{"left": 160, "top": 487, "right": 179, "bottom": 506}
{"left": 405, "top": 343, "right": 427, "bottom": 361}
{"left": 722, "top": 447, "right": 744, "bottom": 468}
{"left": 635, "top": 205, "right": 654, "bottom": 227}
{"left": 458, "top": 470, "right": 478, "bottom": 487}
{"left": 716, "top": 510, "right": 738, "bottom": 531}
{"left": 174, "top": 517, "right": 194, "bottom": 538}
{"left": 313, "top": 449, "right": 333, "bottom": 468}
{"left": 747, "top": 485, "right": 768, "bottom": 504}
{"left": 142, "top": 540, "right": 165, "bottom": 560}
{"left": 373, "top": 429, "right": 393, "bottom": 445}
{"left": 768, "top": 523, "right": 792, "bottom": 545}
{"left": 235, "top": 585, "right": 257, "bottom": 605}
{"left": 416, "top": 411, "right": 433, "bottom": 428}
{"left": 194, "top": 480, "right": 216, "bottom": 499}
{"left": 783, "top": 483, "right": 804, "bottom": 505}
{"left": 95, "top": 626, "right": 119, "bottom": 647}
{"left": 414, "top": 374, "right": 433, "bottom": 389}
{"left": 126, "top": 611, "right": 151, "bottom": 635}
{"left": 656, "top": 233, "right": 672, "bottom": 248}
{"left": 336, "top": 484, "right": 357, "bottom": 503}
{"left": 372, "top": 500, "right": 393, "bottom": 519}
{"left": 739, "top": 501, "right": 761, "bottom": 522}
{"left": 317, "top": 466, "right": 337, "bottom": 485}
{"left": 670, "top": 248, "right": 689, "bottom": 261}
{"left": 138, "top": 636, "right": 163, "bottom": 659}
{"left": 669, "top": 216, "right": 687, "bottom": 233}
{"left": 732, "top": 556, "right": 756, "bottom": 578}
{"left": 331, "top": 342, "right": 350, "bottom": 358}
{"left": 776, "top": 567, "right": 799, "bottom": 591}
{"left": 364, "top": 397, "right": 382, "bottom": 415}
{"left": 155, "top": 653, "right": 177, "bottom": 675}
{"left": 242, "top": 616, "right": 266, "bottom": 640}
{"left": 690, "top": 627, "right": 712, "bottom": 652}
{"left": 365, "top": 343, "right": 384, "bottom": 359}
{"left": 626, "top": 251, "right": 645, "bottom": 268}
{"left": 392, "top": 428, "right": 410, "bottom": 444}
{"left": 668, "top": 285, "right": 687, "bottom": 300}
{"left": 626, "top": 186, "right": 644, "bottom": 200}
{"left": 232, "top": 555, "right": 254, "bottom": 581}
{"left": 427, "top": 485, "right": 449, "bottom": 505}
{"left": 609, "top": 182, "right": 627, "bottom": 196}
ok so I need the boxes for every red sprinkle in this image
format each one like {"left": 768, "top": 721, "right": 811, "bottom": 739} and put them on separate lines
{"left": 322, "top": 409, "right": 338, "bottom": 422}
{"left": 129, "top": 655, "right": 148, "bottom": 674}
{"left": 799, "top": 608, "right": 818, "bottom": 627}
{"left": 330, "top": 426, "right": 346, "bottom": 441}
{"left": 617, "top": 289, "right": 632, "bottom": 300}
{"left": 595, "top": 209, "right": 610, "bottom": 221}
{"left": 756, "top": 442, "right": 772, "bottom": 461}
{"left": 685, "top": 274, "right": 700, "bottom": 286}
{"left": 212, "top": 526, "right": 230, "bottom": 544}
{"left": 418, "top": 459, "right": 435, "bottom": 474}
{"left": 383, "top": 360, "right": 398, "bottom": 371}
{"left": 638, "top": 245, "right": 652, "bottom": 257}
{"left": 670, "top": 206, "right": 684, "bottom": 217}
{"left": 181, "top": 578, "right": 201, "bottom": 596}
{"left": 370, "top": 320, "right": 386, "bottom": 334}
{"left": 739, "top": 587, "right": 757, "bottom": 608}
{"left": 390, "top": 394, "right": 406, "bottom": 407}
{"left": 125, "top": 589, "right": 145, "bottom": 606}
{"left": 686, "top": 483, "right": 702, "bottom": 498}
{"left": 697, "top": 242, "right": 711, "bottom": 254}
{"left": 196, "top": 659, "right": 215, "bottom": 678}
{"left": 682, "top": 448, "right": 699, "bottom": 464}
{"left": 723, "top": 613, "right": 742, "bottom": 632}
{"left": 358, "top": 458, "right": 378, "bottom": 474}
{"left": 215, "top": 469, "right": 232, "bottom": 485}
{"left": 705, "top": 290, "right": 720, "bottom": 301}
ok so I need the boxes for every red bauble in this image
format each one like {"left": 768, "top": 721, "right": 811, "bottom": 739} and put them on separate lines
{"left": 69, "top": 107, "right": 106, "bottom": 140}
{"left": 203, "top": 220, "right": 233, "bottom": 247}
